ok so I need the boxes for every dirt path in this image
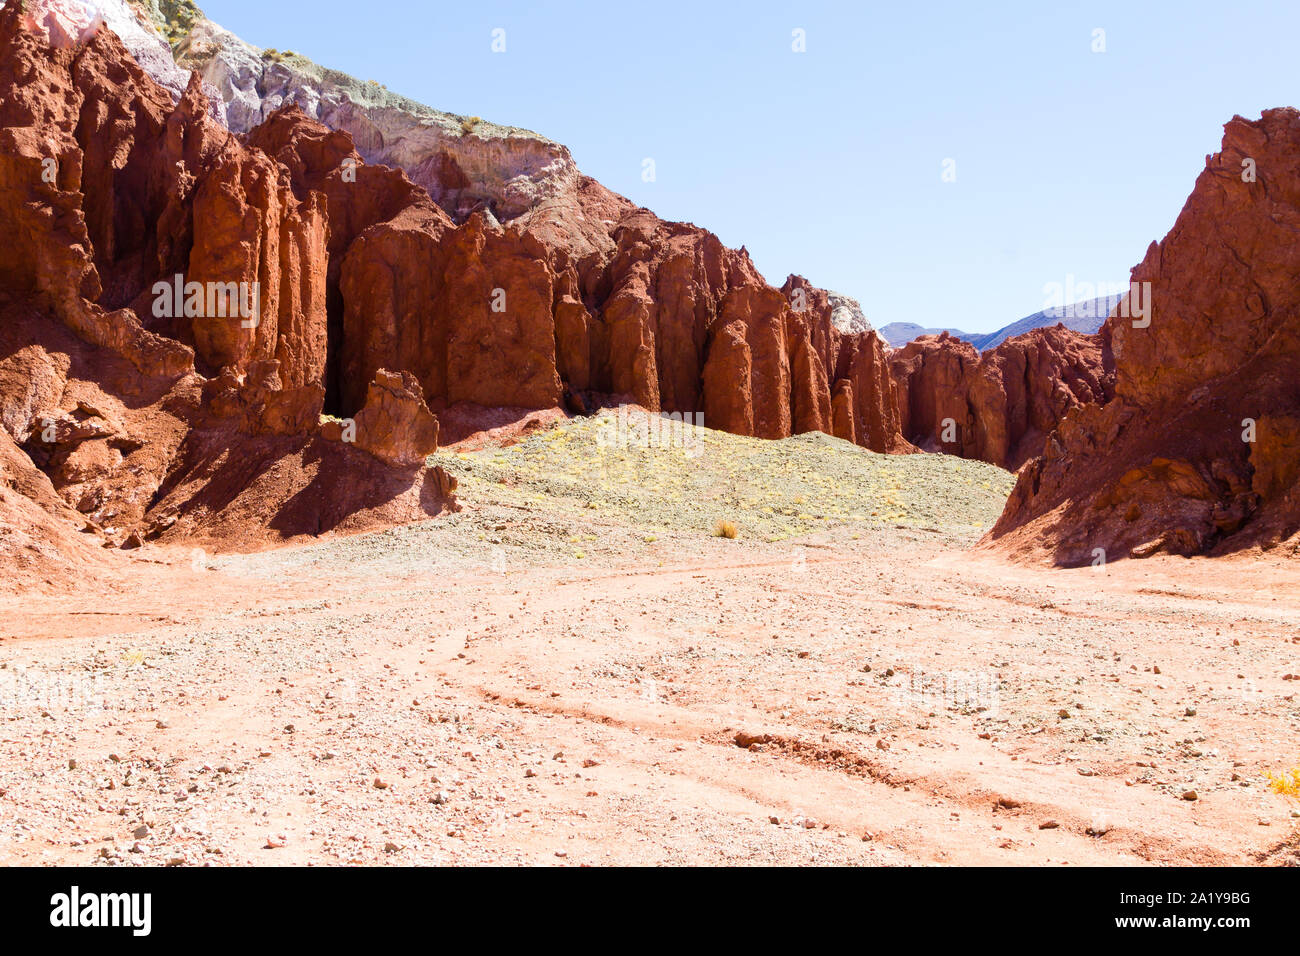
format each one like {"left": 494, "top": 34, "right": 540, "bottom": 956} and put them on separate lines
{"left": 2, "top": 519, "right": 1298, "bottom": 866}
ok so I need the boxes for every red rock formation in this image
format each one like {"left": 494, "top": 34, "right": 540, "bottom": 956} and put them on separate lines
{"left": 890, "top": 326, "right": 1113, "bottom": 470}
{"left": 276, "top": 113, "right": 911, "bottom": 452}
{"left": 437, "top": 218, "right": 564, "bottom": 410}
{"left": 778, "top": 276, "right": 912, "bottom": 453}
{"left": 0, "top": 291, "right": 198, "bottom": 547}
{"left": 330, "top": 162, "right": 912, "bottom": 450}
{"left": 0, "top": 6, "right": 458, "bottom": 564}
{"left": 988, "top": 108, "right": 1300, "bottom": 562}
{"left": 0, "top": 2, "right": 330, "bottom": 386}
{"left": 346, "top": 369, "right": 442, "bottom": 469}
{"left": 245, "top": 105, "right": 453, "bottom": 412}
{"left": 0, "top": 6, "right": 191, "bottom": 379}
{"left": 201, "top": 361, "right": 324, "bottom": 437}
{"left": 0, "top": 424, "right": 119, "bottom": 589}
{"left": 0, "top": 3, "right": 917, "bottom": 576}
{"left": 891, "top": 333, "right": 980, "bottom": 455}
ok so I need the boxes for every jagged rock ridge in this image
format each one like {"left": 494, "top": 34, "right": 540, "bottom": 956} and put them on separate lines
{"left": 890, "top": 326, "right": 1114, "bottom": 471}
{"left": 0, "top": 0, "right": 913, "bottom": 585}
{"left": 0, "top": 2, "right": 460, "bottom": 573}
{"left": 988, "top": 109, "right": 1300, "bottom": 562}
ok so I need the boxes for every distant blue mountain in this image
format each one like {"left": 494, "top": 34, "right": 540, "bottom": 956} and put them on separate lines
{"left": 879, "top": 294, "right": 1121, "bottom": 350}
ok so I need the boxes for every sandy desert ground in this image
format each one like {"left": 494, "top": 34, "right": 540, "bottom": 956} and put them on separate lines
{"left": 2, "top": 412, "right": 1299, "bottom": 866}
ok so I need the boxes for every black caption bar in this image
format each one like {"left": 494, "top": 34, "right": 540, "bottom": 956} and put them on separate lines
{"left": 0, "top": 865, "right": 1279, "bottom": 943}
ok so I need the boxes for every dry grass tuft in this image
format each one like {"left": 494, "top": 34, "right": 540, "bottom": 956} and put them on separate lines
{"left": 1266, "top": 766, "right": 1300, "bottom": 798}
{"left": 713, "top": 519, "right": 738, "bottom": 539}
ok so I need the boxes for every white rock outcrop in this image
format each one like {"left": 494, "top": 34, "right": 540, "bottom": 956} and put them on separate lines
{"left": 826, "top": 291, "right": 873, "bottom": 335}
{"left": 169, "top": 8, "right": 577, "bottom": 222}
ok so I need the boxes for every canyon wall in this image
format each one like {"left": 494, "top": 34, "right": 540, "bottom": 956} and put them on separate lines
{"left": 13, "top": 0, "right": 1295, "bottom": 573}
{"left": 987, "top": 108, "right": 1300, "bottom": 561}
{"left": 890, "top": 326, "right": 1114, "bottom": 471}
{"left": 0, "top": 1, "right": 912, "bottom": 578}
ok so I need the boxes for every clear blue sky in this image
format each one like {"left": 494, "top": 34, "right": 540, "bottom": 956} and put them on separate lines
{"left": 202, "top": 0, "right": 1300, "bottom": 334}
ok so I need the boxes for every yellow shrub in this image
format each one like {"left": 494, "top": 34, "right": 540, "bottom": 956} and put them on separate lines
{"left": 1266, "top": 767, "right": 1300, "bottom": 798}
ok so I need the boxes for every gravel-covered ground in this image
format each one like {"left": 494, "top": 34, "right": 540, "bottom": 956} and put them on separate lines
{"left": 2, "top": 411, "right": 1298, "bottom": 866}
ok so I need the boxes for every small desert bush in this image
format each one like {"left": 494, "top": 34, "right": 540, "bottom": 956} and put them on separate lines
{"left": 1266, "top": 766, "right": 1300, "bottom": 798}
{"left": 713, "top": 519, "right": 738, "bottom": 539}
{"left": 159, "top": 0, "right": 201, "bottom": 44}
{"left": 460, "top": 116, "right": 482, "bottom": 135}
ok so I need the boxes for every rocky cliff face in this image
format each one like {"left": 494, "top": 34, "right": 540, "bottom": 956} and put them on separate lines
{"left": 0, "top": 0, "right": 910, "bottom": 580}
{"left": 139, "top": 0, "right": 908, "bottom": 450}
{"left": 988, "top": 108, "right": 1300, "bottom": 562}
{"left": 0, "top": 2, "right": 460, "bottom": 570}
{"left": 890, "top": 326, "right": 1114, "bottom": 471}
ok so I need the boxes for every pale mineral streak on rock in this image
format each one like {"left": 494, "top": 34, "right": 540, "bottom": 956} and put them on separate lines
{"left": 168, "top": 8, "right": 577, "bottom": 226}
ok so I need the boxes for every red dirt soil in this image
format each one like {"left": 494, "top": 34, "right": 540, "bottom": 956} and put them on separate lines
{"left": 2, "top": 524, "right": 1298, "bottom": 866}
